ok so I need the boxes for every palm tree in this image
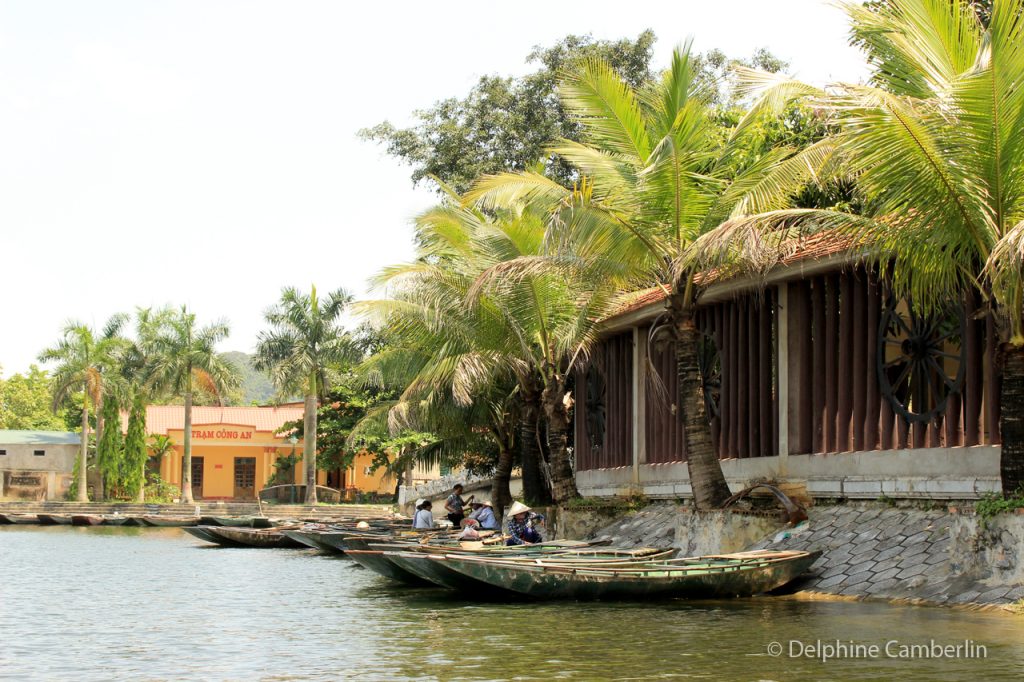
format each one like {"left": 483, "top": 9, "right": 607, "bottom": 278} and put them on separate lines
{"left": 146, "top": 306, "right": 238, "bottom": 503}
{"left": 695, "top": 0, "right": 1024, "bottom": 493}
{"left": 360, "top": 197, "right": 616, "bottom": 504}
{"left": 38, "top": 316, "right": 128, "bottom": 501}
{"left": 467, "top": 45, "right": 827, "bottom": 508}
{"left": 254, "top": 286, "right": 354, "bottom": 505}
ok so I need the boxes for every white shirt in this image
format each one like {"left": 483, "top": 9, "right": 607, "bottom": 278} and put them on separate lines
{"left": 413, "top": 509, "right": 434, "bottom": 529}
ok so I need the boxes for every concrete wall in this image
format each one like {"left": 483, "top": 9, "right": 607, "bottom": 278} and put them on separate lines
{"left": 577, "top": 446, "right": 1000, "bottom": 501}
{"left": 0, "top": 443, "right": 77, "bottom": 500}
{"left": 398, "top": 473, "right": 523, "bottom": 517}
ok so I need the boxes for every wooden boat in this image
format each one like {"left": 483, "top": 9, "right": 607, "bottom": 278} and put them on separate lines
{"left": 71, "top": 514, "right": 104, "bottom": 526}
{"left": 207, "top": 526, "right": 305, "bottom": 549}
{"left": 205, "top": 516, "right": 272, "bottom": 528}
{"left": 345, "top": 549, "right": 436, "bottom": 586}
{"left": 182, "top": 526, "right": 231, "bottom": 544}
{"left": 280, "top": 529, "right": 346, "bottom": 552}
{"left": 438, "top": 550, "right": 822, "bottom": 600}
{"left": 37, "top": 514, "right": 73, "bottom": 525}
{"left": 141, "top": 515, "right": 198, "bottom": 527}
{"left": 101, "top": 516, "right": 131, "bottom": 526}
{"left": 2, "top": 513, "right": 41, "bottom": 524}
{"left": 380, "top": 548, "right": 676, "bottom": 591}
{"left": 314, "top": 532, "right": 353, "bottom": 553}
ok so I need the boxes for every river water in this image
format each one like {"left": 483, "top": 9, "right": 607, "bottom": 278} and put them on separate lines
{"left": 1, "top": 525, "right": 1021, "bottom": 681}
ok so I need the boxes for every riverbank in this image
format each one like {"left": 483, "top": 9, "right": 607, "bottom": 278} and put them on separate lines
{"left": 560, "top": 501, "right": 1024, "bottom": 610}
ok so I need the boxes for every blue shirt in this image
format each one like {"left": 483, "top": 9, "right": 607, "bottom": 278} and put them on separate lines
{"left": 470, "top": 506, "right": 499, "bottom": 530}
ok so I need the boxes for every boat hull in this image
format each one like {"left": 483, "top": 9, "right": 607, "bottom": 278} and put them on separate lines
{"left": 208, "top": 526, "right": 304, "bottom": 548}
{"left": 141, "top": 516, "right": 198, "bottom": 527}
{"left": 441, "top": 551, "right": 822, "bottom": 600}
{"left": 345, "top": 550, "right": 435, "bottom": 586}
{"left": 37, "top": 514, "right": 73, "bottom": 525}
{"left": 182, "top": 526, "right": 230, "bottom": 544}
{"left": 71, "top": 515, "right": 104, "bottom": 526}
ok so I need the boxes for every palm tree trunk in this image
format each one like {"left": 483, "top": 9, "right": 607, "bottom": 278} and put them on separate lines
{"left": 519, "top": 398, "right": 551, "bottom": 505}
{"left": 95, "top": 396, "right": 105, "bottom": 501}
{"left": 1000, "top": 343, "right": 1024, "bottom": 494}
{"left": 182, "top": 390, "right": 194, "bottom": 504}
{"left": 77, "top": 386, "right": 90, "bottom": 502}
{"left": 542, "top": 383, "right": 579, "bottom": 503}
{"left": 304, "top": 389, "right": 317, "bottom": 505}
{"left": 490, "top": 443, "right": 514, "bottom": 520}
{"left": 676, "top": 315, "right": 732, "bottom": 509}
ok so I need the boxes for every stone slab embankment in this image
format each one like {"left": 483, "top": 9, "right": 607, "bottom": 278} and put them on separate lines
{"left": 578, "top": 501, "right": 1024, "bottom": 607}
{"left": 753, "top": 505, "right": 1024, "bottom": 606}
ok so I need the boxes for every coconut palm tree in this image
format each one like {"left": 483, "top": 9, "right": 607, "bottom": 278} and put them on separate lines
{"left": 691, "top": 0, "right": 1024, "bottom": 493}
{"left": 360, "top": 197, "right": 617, "bottom": 504}
{"left": 146, "top": 306, "right": 239, "bottom": 503}
{"left": 38, "top": 316, "right": 128, "bottom": 501}
{"left": 254, "top": 286, "right": 354, "bottom": 505}
{"left": 467, "top": 45, "right": 829, "bottom": 508}
{"left": 356, "top": 280, "right": 521, "bottom": 515}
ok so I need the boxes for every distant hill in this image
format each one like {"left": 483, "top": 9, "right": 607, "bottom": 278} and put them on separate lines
{"left": 222, "top": 351, "right": 277, "bottom": 405}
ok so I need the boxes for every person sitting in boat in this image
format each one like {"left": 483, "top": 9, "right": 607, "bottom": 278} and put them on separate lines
{"left": 467, "top": 500, "right": 500, "bottom": 530}
{"left": 505, "top": 501, "right": 543, "bottom": 546}
{"left": 444, "top": 484, "right": 473, "bottom": 527}
{"left": 413, "top": 499, "right": 434, "bottom": 529}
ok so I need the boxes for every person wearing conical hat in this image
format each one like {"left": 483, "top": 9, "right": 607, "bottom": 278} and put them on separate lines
{"left": 505, "top": 501, "right": 542, "bottom": 546}
{"left": 467, "top": 499, "right": 499, "bottom": 530}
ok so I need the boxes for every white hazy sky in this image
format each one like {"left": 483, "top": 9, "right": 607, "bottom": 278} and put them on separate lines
{"left": 1, "top": 0, "right": 868, "bottom": 377}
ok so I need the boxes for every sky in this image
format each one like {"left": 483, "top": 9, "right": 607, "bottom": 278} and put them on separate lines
{"left": 0, "top": 0, "right": 869, "bottom": 377}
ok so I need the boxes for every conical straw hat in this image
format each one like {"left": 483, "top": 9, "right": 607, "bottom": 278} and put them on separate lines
{"left": 506, "top": 501, "right": 531, "bottom": 517}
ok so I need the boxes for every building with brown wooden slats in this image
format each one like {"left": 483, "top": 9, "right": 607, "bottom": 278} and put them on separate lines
{"left": 575, "top": 236, "right": 1002, "bottom": 501}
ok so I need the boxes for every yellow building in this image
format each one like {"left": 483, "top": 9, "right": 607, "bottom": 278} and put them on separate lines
{"left": 137, "top": 404, "right": 442, "bottom": 501}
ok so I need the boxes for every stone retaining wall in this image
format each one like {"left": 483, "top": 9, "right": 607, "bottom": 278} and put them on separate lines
{"left": 581, "top": 502, "right": 1024, "bottom": 607}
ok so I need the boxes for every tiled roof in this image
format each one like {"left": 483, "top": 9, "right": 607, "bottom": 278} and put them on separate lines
{"left": 0, "top": 430, "right": 80, "bottom": 445}
{"left": 601, "top": 230, "right": 856, "bottom": 323}
{"left": 133, "top": 405, "right": 305, "bottom": 436}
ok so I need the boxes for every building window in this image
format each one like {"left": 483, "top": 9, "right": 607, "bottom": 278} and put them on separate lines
{"left": 363, "top": 466, "right": 373, "bottom": 475}
{"left": 33, "top": 450, "right": 45, "bottom": 457}
{"left": 0, "top": 449, "right": 6, "bottom": 455}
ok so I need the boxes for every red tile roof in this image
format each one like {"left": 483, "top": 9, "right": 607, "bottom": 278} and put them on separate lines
{"left": 601, "top": 230, "right": 855, "bottom": 323}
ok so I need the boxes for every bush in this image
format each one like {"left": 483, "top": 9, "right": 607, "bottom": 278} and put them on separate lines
{"left": 144, "top": 474, "right": 180, "bottom": 504}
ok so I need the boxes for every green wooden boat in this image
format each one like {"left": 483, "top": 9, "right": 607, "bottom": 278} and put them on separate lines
{"left": 182, "top": 526, "right": 226, "bottom": 544}
{"left": 345, "top": 550, "right": 436, "bottom": 586}
{"left": 439, "top": 550, "right": 821, "bottom": 600}
{"left": 382, "top": 549, "right": 678, "bottom": 592}
{"left": 280, "top": 529, "right": 344, "bottom": 552}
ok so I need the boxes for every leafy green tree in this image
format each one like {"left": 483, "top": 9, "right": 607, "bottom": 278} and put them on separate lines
{"left": 709, "top": 0, "right": 1024, "bottom": 493}
{"left": 0, "top": 365, "right": 67, "bottom": 430}
{"left": 123, "top": 393, "right": 148, "bottom": 501}
{"left": 254, "top": 286, "right": 355, "bottom": 504}
{"left": 38, "top": 317, "right": 129, "bottom": 501}
{"left": 146, "top": 306, "right": 239, "bottom": 503}
{"left": 96, "top": 396, "right": 124, "bottom": 499}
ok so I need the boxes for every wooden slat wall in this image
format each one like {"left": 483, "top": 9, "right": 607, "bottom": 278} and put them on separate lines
{"left": 792, "top": 268, "right": 1000, "bottom": 454}
{"left": 574, "top": 332, "right": 633, "bottom": 471}
{"left": 645, "top": 336, "right": 687, "bottom": 463}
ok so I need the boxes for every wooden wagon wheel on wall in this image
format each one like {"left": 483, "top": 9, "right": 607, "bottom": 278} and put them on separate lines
{"left": 876, "top": 294, "right": 965, "bottom": 424}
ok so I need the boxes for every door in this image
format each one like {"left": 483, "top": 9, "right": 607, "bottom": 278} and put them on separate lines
{"left": 191, "top": 457, "right": 204, "bottom": 500}
{"left": 233, "top": 457, "right": 256, "bottom": 499}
